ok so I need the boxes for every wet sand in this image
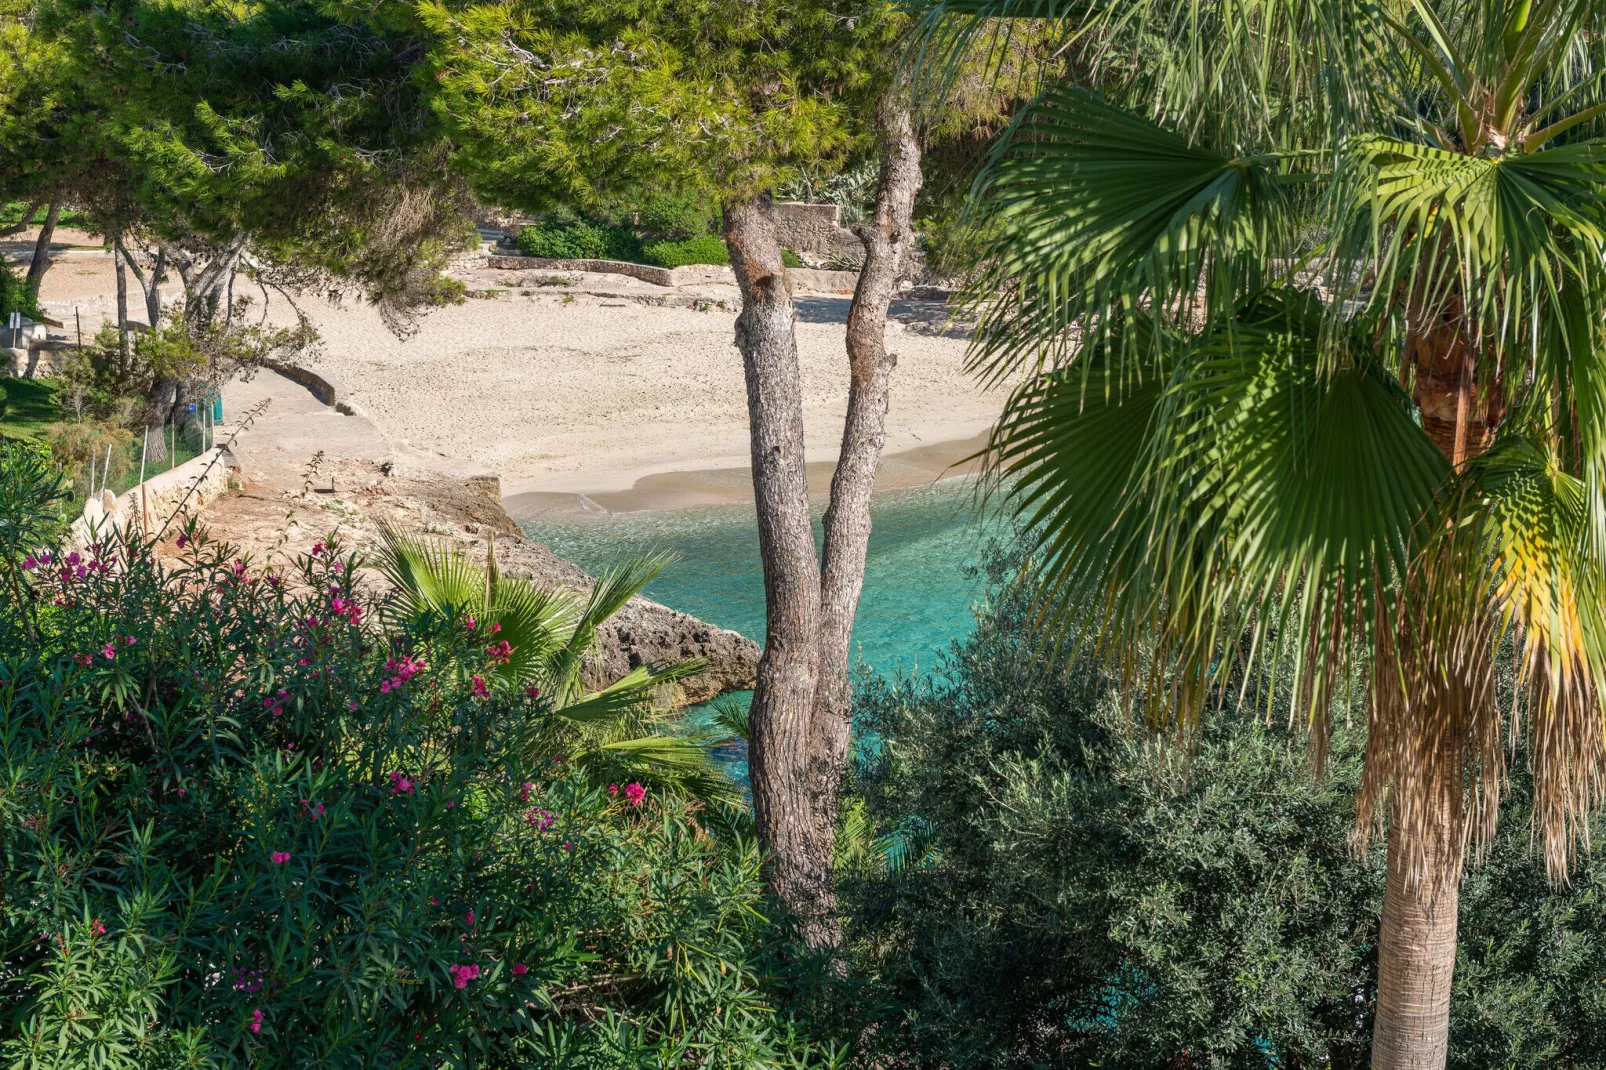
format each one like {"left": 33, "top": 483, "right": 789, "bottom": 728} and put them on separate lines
{"left": 503, "top": 431, "right": 990, "bottom": 522}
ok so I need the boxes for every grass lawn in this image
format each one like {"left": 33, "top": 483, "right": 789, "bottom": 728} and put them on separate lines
{"left": 0, "top": 203, "right": 90, "bottom": 230}
{"left": 0, "top": 377, "right": 62, "bottom": 440}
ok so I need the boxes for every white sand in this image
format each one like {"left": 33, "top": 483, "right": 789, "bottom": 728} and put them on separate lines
{"left": 9, "top": 233, "right": 1002, "bottom": 498}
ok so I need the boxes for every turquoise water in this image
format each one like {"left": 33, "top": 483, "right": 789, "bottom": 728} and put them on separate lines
{"left": 524, "top": 479, "right": 997, "bottom": 683}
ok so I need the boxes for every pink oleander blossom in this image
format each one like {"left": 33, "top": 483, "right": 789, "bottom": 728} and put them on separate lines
{"left": 449, "top": 963, "right": 481, "bottom": 989}
{"left": 470, "top": 675, "right": 488, "bottom": 697}
{"left": 519, "top": 781, "right": 534, "bottom": 802}
{"left": 250, "top": 1008, "right": 264, "bottom": 1033}
{"left": 388, "top": 772, "right": 415, "bottom": 795}
{"left": 624, "top": 782, "right": 647, "bottom": 807}
{"left": 270, "top": 851, "right": 291, "bottom": 865}
{"left": 512, "top": 961, "right": 528, "bottom": 976}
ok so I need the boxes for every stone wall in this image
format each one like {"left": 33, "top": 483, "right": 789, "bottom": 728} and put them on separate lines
{"left": 485, "top": 254, "right": 858, "bottom": 294}
{"left": 67, "top": 447, "right": 236, "bottom": 550}
{"left": 772, "top": 201, "right": 865, "bottom": 268}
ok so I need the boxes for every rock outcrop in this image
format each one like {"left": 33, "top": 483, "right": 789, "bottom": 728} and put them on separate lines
{"left": 181, "top": 367, "right": 759, "bottom": 705}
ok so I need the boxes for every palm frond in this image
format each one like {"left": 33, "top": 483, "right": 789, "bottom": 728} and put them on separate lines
{"left": 1005, "top": 290, "right": 1450, "bottom": 736}
{"left": 549, "top": 552, "right": 674, "bottom": 703}
{"left": 960, "top": 87, "right": 1309, "bottom": 387}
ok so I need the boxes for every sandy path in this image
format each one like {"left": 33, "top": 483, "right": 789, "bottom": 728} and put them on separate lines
{"left": 10, "top": 230, "right": 1002, "bottom": 502}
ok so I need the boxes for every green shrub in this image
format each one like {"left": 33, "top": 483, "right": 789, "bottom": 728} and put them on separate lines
{"left": 0, "top": 261, "right": 42, "bottom": 321}
{"left": 514, "top": 219, "right": 641, "bottom": 262}
{"left": 638, "top": 235, "right": 731, "bottom": 269}
{"left": 0, "top": 457, "right": 837, "bottom": 1068}
{"left": 845, "top": 544, "right": 1606, "bottom": 1069}
{"left": 43, "top": 418, "right": 135, "bottom": 495}
{"left": 637, "top": 193, "right": 718, "bottom": 240}
{"left": 782, "top": 248, "right": 804, "bottom": 268}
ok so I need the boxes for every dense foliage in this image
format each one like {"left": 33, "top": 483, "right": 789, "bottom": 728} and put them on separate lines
{"left": 845, "top": 550, "right": 1606, "bottom": 1069}
{"left": 0, "top": 446, "right": 837, "bottom": 1068}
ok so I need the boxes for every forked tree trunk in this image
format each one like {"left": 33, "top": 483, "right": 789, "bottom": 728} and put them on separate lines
{"left": 724, "top": 194, "right": 832, "bottom": 945}
{"left": 728, "top": 88, "right": 924, "bottom": 952}
{"left": 808, "top": 91, "right": 924, "bottom": 943}
{"left": 24, "top": 201, "right": 60, "bottom": 292}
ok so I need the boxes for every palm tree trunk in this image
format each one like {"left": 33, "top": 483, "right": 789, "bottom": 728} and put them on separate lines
{"left": 1372, "top": 792, "right": 1463, "bottom": 1069}
{"left": 724, "top": 194, "right": 833, "bottom": 946}
{"left": 808, "top": 90, "right": 923, "bottom": 946}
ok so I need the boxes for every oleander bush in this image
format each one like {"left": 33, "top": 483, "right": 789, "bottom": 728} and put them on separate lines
{"left": 0, "top": 444, "right": 839, "bottom": 1069}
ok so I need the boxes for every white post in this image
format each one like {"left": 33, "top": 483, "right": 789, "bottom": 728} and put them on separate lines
{"left": 138, "top": 428, "right": 149, "bottom": 533}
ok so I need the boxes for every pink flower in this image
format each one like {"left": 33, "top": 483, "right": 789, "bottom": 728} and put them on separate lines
{"left": 525, "top": 685, "right": 541, "bottom": 701}
{"left": 347, "top": 699, "right": 359, "bottom": 711}
{"left": 20, "top": 555, "right": 36, "bottom": 571}
{"left": 624, "top": 782, "right": 647, "bottom": 807}
{"left": 519, "top": 781, "right": 534, "bottom": 802}
{"left": 463, "top": 617, "right": 476, "bottom": 632}
{"left": 449, "top": 963, "right": 481, "bottom": 989}
{"left": 123, "top": 635, "right": 135, "bottom": 646}
{"left": 249, "top": 1008, "right": 263, "bottom": 1033}
{"left": 270, "top": 851, "right": 291, "bottom": 864}
{"left": 90, "top": 919, "right": 106, "bottom": 936}
{"left": 175, "top": 534, "right": 188, "bottom": 549}
{"left": 470, "top": 675, "right": 488, "bottom": 697}
{"left": 380, "top": 679, "right": 391, "bottom": 694}
{"left": 485, "top": 640, "right": 513, "bottom": 663}
{"left": 489, "top": 623, "right": 501, "bottom": 634}
{"left": 445, "top": 799, "right": 455, "bottom": 809}
{"left": 608, "top": 784, "right": 618, "bottom": 796}
{"left": 512, "top": 962, "right": 528, "bottom": 976}
{"left": 311, "top": 541, "right": 324, "bottom": 556}
{"left": 524, "top": 808, "right": 554, "bottom": 831}
{"left": 66, "top": 552, "right": 80, "bottom": 567}
{"left": 464, "top": 910, "right": 475, "bottom": 927}
{"left": 561, "top": 841, "right": 573, "bottom": 852}
{"left": 389, "top": 771, "right": 414, "bottom": 795}
{"left": 102, "top": 642, "right": 116, "bottom": 661}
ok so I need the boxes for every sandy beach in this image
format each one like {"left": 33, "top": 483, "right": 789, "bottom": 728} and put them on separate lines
{"left": 8, "top": 230, "right": 1002, "bottom": 511}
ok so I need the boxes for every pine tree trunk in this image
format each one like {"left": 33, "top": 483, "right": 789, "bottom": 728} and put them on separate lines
{"left": 1372, "top": 795, "right": 1462, "bottom": 1069}
{"left": 114, "top": 242, "right": 130, "bottom": 364}
{"left": 809, "top": 91, "right": 924, "bottom": 946}
{"left": 24, "top": 201, "right": 60, "bottom": 293}
{"left": 724, "top": 194, "right": 833, "bottom": 946}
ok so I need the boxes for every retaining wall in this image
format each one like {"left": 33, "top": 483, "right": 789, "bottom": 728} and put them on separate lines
{"left": 484, "top": 255, "right": 858, "bottom": 293}
{"left": 67, "top": 447, "right": 237, "bottom": 550}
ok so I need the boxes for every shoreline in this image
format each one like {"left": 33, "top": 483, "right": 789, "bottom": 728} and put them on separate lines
{"left": 503, "top": 430, "right": 990, "bottom": 523}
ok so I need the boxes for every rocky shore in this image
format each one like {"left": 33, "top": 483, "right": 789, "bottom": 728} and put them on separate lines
{"left": 200, "top": 367, "right": 758, "bottom": 704}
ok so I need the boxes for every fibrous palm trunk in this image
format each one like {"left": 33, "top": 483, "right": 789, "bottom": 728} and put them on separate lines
{"left": 1373, "top": 796, "right": 1462, "bottom": 1070}
{"left": 1371, "top": 316, "right": 1490, "bottom": 1069}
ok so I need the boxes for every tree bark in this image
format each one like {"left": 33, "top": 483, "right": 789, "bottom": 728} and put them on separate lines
{"left": 808, "top": 90, "right": 924, "bottom": 942}
{"left": 724, "top": 194, "right": 833, "bottom": 946}
{"left": 1, "top": 200, "right": 42, "bottom": 238}
{"left": 23, "top": 201, "right": 60, "bottom": 293}
{"left": 114, "top": 238, "right": 130, "bottom": 365}
{"left": 1372, "top": 790, "right": 1463, "bottom": 1069}
{"left": 117, "top": 237, "right": 166, "bottom": 329}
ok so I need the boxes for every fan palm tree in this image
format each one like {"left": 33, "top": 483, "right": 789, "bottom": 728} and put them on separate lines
{"left": 374, "top": 526, "right": 745, "bottom": 829}
{"left": 914, "top": 0, "right": 1606, "bottom": 1065}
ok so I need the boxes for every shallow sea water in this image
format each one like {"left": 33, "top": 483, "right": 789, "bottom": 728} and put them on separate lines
{"left": 523, "top": 478, "right": 999, "bottom": 692}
